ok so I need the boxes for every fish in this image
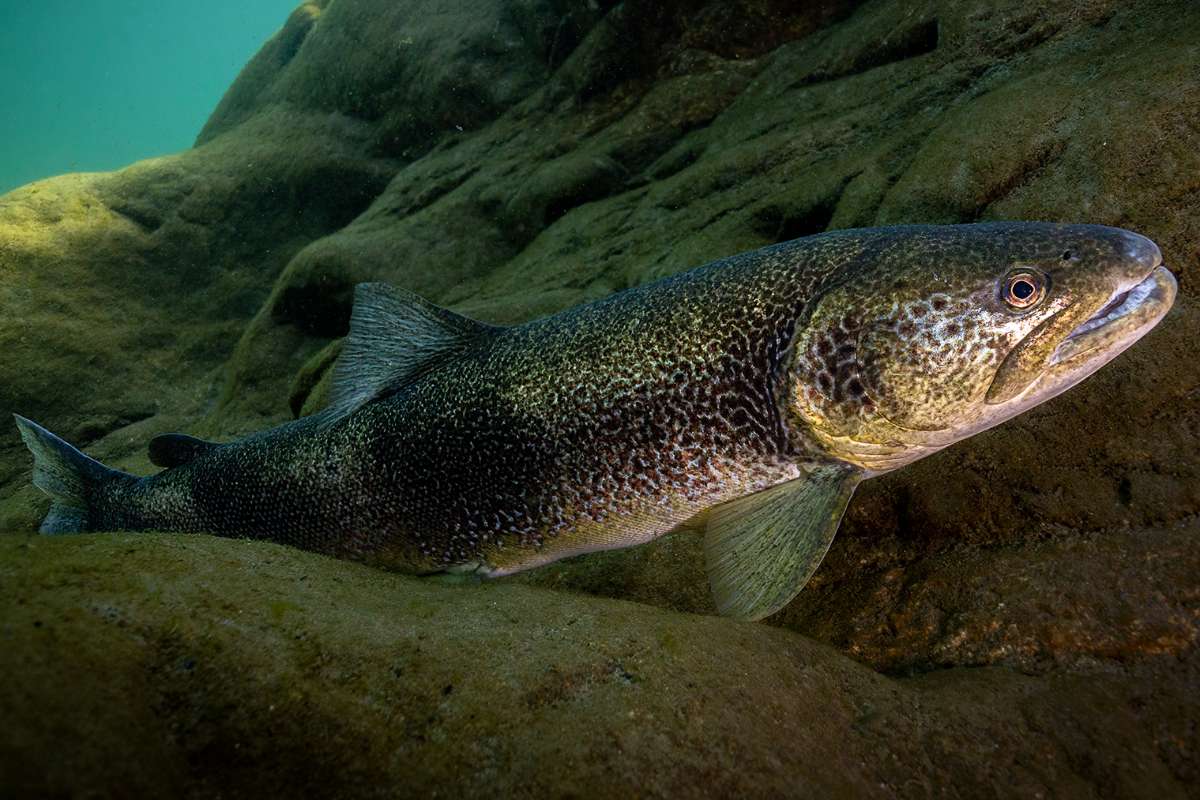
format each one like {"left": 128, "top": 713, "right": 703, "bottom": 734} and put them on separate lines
{"left": 13, "top": 222, "right": 1177, "bottom": 620}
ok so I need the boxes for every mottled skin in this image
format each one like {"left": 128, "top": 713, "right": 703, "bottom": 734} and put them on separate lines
{"left": 22, "top": 223, "right": 1176, "bottom": 582}
{"left": 789, "top": 224, "right": 1171, "bottom": 472}
{"left": 93, "top": 235, "right": 824, "bottom": 573}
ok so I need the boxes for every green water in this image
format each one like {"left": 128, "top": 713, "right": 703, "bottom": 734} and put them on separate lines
{"left": 0, "top": 0, "right": 297, "bottom": 195}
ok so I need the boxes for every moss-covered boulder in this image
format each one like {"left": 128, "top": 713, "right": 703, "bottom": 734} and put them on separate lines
{"left": 1, "top": 0, "right": 1199, "bottom": 793}
{"left": 0, "top": 111, "right": 396, "bottom": 530}
{"left": 2, "top": 534, "right": 1195, "bottom": 798}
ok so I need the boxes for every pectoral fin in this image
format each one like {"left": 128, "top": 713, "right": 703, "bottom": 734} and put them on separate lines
{"left": 704, "top": 466, "right": 861, "bottom": 621}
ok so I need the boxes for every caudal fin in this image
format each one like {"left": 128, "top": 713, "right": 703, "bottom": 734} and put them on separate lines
{"left": 13, "top": 415, "right": 128, "bottom": 534}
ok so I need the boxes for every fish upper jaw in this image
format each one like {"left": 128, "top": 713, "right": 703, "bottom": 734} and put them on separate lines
{"left": 1120, "top": 230, "right": 1163, "bottom": 276}
{"left": 1051, "top": 264, "right": 1177, "bottom": 367}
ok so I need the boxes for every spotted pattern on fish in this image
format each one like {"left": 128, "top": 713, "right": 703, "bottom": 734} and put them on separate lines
{"left": 82, "top": 235, "right": 869, "bottom": 572}
{"left": 17, "top": 223, "right": 1176, "bottom": 589}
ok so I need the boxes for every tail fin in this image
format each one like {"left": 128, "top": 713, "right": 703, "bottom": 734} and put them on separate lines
{"left": 13, "top": 414, "right": 128, "bottom": 534}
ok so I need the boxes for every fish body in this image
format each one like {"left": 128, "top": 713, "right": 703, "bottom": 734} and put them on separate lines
{"left": 15, "top": 223, "right": 1177, "bottom": 619}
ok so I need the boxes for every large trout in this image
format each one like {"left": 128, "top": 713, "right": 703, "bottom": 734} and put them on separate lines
{"left": 15, "top": 223, "right": 1176, "bottom": 620}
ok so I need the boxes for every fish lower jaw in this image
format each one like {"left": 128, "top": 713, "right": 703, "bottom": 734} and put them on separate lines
{"left": 1050, "top": 265, "right": 1176, "bottom": 367}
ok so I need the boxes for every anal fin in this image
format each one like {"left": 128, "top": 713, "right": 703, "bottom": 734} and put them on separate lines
{"left": 704, "top": 466, "right": 861, "bottom": 621}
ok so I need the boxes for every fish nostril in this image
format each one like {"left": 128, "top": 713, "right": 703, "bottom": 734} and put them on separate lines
{"left": 1122, "top": 232, "right": 1162, "bottom": 272}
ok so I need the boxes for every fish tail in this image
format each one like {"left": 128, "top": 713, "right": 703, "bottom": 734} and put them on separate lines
{"left": 13, "top": 415, "right": 132, "bottom": 534}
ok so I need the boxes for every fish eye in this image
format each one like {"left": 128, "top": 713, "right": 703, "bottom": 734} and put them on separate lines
{"left": 1003, "top": 270, "right": 1046, "bottom": 309}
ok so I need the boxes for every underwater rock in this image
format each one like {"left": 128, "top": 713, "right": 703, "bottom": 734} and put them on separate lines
{"left": 199, "top": 0, "right": 609, "bottom": 156}
{"left": 1, "top": 533, "right": 1195, "bottom": 798}
{"left": 0, "top": 110, "right": 396, "bottom": 530}
{"left": 2, "top": 0, "right": 1199, "bottom": 792}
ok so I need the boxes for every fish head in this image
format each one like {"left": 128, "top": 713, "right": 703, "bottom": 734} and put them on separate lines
{"left": 789, "top": 223, "right": 1177, "bottom": 472}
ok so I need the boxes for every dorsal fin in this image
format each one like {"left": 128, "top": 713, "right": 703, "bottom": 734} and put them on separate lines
{"left": 148, "top": 433, "right": 221, "bottom": 468}
{"left": 320, "top": 282, "right": 498, "bottom": 423}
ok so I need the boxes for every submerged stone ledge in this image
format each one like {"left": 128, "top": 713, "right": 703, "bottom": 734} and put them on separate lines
{"left": 1, "top": 533, "right": 1194, "bottom": 797}
{"left": 1, "top": 0, "right": 1199, "bottom": 794}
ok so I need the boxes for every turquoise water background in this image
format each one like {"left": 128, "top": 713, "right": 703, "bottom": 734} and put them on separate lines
{"left": 0, "top": 1, "right": 297, "bottom": 195}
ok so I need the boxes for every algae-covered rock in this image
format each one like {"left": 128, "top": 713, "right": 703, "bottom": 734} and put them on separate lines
{"left": 1, "top": 534, "right": 1195, "bottom": 798}
{"left": 199, "top": 0, "right": 608, "bottom": 155}
{"left": 2, "top": 0, "right": 1200, "bottom": 793}
{"left": 0, "top": 110, "right": 396, "bottom": 532}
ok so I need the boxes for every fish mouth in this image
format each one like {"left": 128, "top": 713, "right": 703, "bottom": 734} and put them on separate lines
{"left": 1050, "top": 265, "right": 1177, "bottom": 367}
{"left": 986, "top": 263, "right": 1175, "bottom": 409}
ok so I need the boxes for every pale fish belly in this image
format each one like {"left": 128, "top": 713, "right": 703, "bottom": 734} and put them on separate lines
{"left": 473, "top": 455, "right": 806, "bottom": 576}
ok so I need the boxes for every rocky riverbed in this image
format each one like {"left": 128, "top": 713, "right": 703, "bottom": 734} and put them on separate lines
{"left": 1, "top": 0, "right": 1197, "bottom": 796}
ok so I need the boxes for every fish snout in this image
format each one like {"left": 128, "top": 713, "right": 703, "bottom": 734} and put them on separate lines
{"left": 1121, "top": 231, "right": 1162, "bottom": 275}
